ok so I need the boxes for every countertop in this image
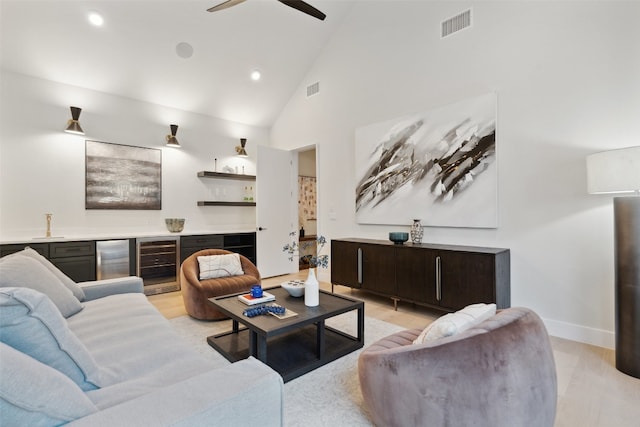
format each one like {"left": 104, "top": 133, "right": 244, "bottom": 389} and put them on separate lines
{"left": 0, "top": 228, "right": 256, "bottom": 245}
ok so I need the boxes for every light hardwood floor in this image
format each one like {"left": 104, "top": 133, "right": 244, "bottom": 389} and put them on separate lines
{"left": 148, "top": 272, "right": 640, "bottom": 427}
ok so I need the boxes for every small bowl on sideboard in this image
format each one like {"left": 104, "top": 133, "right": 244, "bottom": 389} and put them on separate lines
{"left": 389, "top": 232, "right": 409, "bottom": 245}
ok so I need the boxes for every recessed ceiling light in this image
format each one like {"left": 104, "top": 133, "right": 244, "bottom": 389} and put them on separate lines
{"left": 176, "top": 42, "right": 194, "bottom": 59}
{"left": 88, "top": 11, "right": 104, "bottom": 27}
{"left": 250, "top": 70, "right": 261, "bottom": 81}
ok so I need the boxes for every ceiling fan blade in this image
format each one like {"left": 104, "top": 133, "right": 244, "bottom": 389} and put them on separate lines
{"left": 278, "top": 0, "right": 326, "bottom": 21}
{"left": 207, "top": 0, "right": 247, "bottom": 13}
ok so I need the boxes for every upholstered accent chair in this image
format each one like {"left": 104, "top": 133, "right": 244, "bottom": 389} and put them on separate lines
{"left": 358, "top": 307, "right": 557, "bottom": 427}
{"left": 180, "top": 249, "right": 261, "bottom": 320}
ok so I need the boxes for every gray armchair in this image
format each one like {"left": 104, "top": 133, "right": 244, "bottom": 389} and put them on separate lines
{"left": 358, "top": 307, "right": 557, "bottom": 427}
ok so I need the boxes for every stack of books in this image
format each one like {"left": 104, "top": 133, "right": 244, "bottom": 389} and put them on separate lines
{"left": 237, "top": 291, "right": 276, "bottom": 305}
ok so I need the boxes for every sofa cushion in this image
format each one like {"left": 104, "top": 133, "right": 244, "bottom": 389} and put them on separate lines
{"left": 413, "top": 303, "right": 496, "bottom": 344}
{"left": 0, "top": 342, "right": 98, "bottom": 425}
{"left": 0, "top": 287, "right": 112, "bottom": 391}
{"left": 67, "top": 293, "right": 213, "bottom": 381}
{"left": 67, "top": 293, "right": 216, "bottom": 408}
{"left": 10, "top": 246, "right": 86, "bottom": 301}
{"left": 197, "top": 253, "right": 244, "bottom": 280}
{"left": 0, "top": 255, "right": 83, "bottom": 317}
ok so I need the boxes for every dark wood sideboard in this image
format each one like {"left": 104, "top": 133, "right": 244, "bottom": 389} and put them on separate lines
{"left": 331, "top": 238, "right": 510, "bottom": 312}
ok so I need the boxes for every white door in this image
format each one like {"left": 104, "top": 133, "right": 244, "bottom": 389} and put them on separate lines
{"left": 256, "top": 145, "right": 297, "bottom": 278}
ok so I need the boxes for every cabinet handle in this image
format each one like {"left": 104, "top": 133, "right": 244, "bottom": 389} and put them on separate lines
{"left": 435, "top": 256, "right": 442, "bottom": 301}
{"left": 357, "top": 248, "right": 363, "bottom": 285}
{"left": 66, "top": 247, "right": 82, "bottom": 252}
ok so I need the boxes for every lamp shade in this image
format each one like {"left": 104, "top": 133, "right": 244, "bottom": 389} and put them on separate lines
{"left": 166, "top": 124, "right": 180, "bottom": 147}
{"left": 64, "top": 106, "right": 84, "bottom": 135}
{"left": 586, "top": 146, "right": 640, "bottom": 194}
{"left": 236, "top": 138, "right": 248, "bottom": 157}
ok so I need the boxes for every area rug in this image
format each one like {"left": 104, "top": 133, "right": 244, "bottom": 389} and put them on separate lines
{"left": 169, "top": 312, "right": 405, "bottom": 426}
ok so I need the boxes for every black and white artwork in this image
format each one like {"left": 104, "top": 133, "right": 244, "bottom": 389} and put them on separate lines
{"left": 355, "top": 93, "right": 497, "bottom": 228}
{"left": 85, "top": 140, "right": 161, "bottom": 210}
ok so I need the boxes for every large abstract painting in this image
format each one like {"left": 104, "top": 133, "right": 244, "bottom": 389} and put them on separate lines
{"left": 85, "top": 140, "right": 161, "bottom": 210}
{"left": 355, "top": 93, "right": 497, "bottom": 228}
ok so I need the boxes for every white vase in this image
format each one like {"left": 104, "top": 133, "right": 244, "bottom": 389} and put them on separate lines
{"left": 304, "top": 268, "right": 320, "bottom": 307}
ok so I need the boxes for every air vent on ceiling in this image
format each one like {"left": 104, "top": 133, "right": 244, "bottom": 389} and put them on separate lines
{"left": 306, "top": 82, "right": 320, "bottom": 97}
{"left": 441, "top": 9, "right": 471, "bottom": 38}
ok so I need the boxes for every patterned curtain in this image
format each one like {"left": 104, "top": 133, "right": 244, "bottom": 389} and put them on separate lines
{"left": 298, "top": 176, "right": 317, "bottom": 230}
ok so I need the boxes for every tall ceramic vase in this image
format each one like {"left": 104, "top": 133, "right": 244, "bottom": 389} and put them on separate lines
{"left": 304, "top": 268, "right": 320, "bottom": 307}
{"left": 410, "top": 219, "right": 424, "bottom": 244}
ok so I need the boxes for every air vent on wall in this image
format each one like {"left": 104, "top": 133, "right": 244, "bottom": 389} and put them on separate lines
{"left": 441, "top": 9, "right": 471, "bottom": 38}
{"left": 307, "top": 82, "right": 320, "bottom": 97}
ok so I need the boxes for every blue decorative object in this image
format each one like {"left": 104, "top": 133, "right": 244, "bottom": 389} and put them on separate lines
{"left": 243, "top": 305, "right": 286, "bottom": 318}
{"left": 251, "top": 285, "right": 263, "bottom": 298}
{"left": 389, "top": 232, "right": 409, "bottom": 245}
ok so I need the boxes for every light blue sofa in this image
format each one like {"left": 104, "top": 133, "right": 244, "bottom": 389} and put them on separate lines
{"left": 0, "top": 248, "right": 284, "bottom": 426}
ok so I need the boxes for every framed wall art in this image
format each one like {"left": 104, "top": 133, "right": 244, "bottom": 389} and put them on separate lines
{"left": 85, "top": 140, "right": 162, "bottom": 210}
{"left": 355, "top": 93, "right": 497, "bottom": 228}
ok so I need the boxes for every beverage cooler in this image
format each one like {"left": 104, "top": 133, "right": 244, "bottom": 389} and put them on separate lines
{"left": 136, "top": 237, "right": 180, "bottom": 296}
{"left": 96, "top": 239, "right": 133, "bottom": 280}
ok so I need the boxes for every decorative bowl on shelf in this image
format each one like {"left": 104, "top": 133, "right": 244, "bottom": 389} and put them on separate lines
{"left": 389, "top": 232, "right": 409, "bottom": 245}
{"left": 281, "top": 280, "right": 305, "bottom": 297}
{"left": 165, "top": 218, "right": 185, "bottom": 232}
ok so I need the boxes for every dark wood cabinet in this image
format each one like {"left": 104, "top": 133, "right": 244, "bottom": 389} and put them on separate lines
{"left": 2, "top": 232, "right": 258, "bottom": 284}
{"left": 360, "top": 243, "right": 396, "bottom": 296}
{"left": 0, "top": 243, "right": 48, "bottom": 258}
{"left": 1, "top": 241, "right": 96, "bottom": 282}
{"left": 49, "top": 255, "right": 96, "bottom": 282}
{"left": 330, "top": 240, "right": 360, "bottom": 288}
{"left": 223, "top": 233, "right": 256, "bottom": 265}
{"left": 48, "top": 241, "right": 96, "bottom": 282}
{"left": 331, "top": 238, "right": 510, "bottom": 312}
{"left": 180, "top": 234, "right": 224, "bottom": 262}
{"left": 395, "top": 246, "right": 438, "bottom": 306}
{"left": 180, "top": 232, "right": 256, "bottom": 265}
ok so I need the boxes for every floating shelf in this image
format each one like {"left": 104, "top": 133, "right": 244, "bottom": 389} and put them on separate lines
{"left": 197, "top": 171, "right": 256, "bottom": 181}
{"left": 197, "top": 201, "right": 256, "bottom": 207}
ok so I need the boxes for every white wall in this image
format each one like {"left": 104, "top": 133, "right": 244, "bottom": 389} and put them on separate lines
{"left": 271, "top": 1, "right": 640, "bottom": 347}
{"left": 0, "top": 71, "right": 268, "bottom": 239}
{"left": 298, "top": 149, "right": 316, "bottom": 177}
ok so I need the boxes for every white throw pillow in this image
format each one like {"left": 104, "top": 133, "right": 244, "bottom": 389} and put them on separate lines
{"left": 413, "top": 303, "right": 497, "bottom": 344}
{"left": 198, "top": 253, "right": 244, "bottom": 280}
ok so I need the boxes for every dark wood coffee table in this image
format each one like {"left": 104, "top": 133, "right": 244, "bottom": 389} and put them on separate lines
{"left": 207, "top": 286, "right": 364, "bottom": 382}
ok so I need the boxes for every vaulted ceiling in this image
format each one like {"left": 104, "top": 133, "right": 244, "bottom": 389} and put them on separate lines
{"left": 0, "top": 0, "right": 355, "bottom": 127}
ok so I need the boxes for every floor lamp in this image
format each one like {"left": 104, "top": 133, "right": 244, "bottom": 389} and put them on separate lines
{"left": 587, "top": 146, "right": 640, "bottom": 378}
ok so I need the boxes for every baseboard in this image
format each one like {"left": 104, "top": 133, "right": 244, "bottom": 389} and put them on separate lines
{"left": 542, "top": 317, "right": 614, "bottom": 349}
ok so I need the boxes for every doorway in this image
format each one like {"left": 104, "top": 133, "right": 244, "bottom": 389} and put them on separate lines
{"left": 297, "top": 148, "right": 317, "bottom": 271}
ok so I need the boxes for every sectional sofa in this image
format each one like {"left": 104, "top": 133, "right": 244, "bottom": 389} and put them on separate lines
{"left": 0, "top": 247, "right": 284, "bottom": 426}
